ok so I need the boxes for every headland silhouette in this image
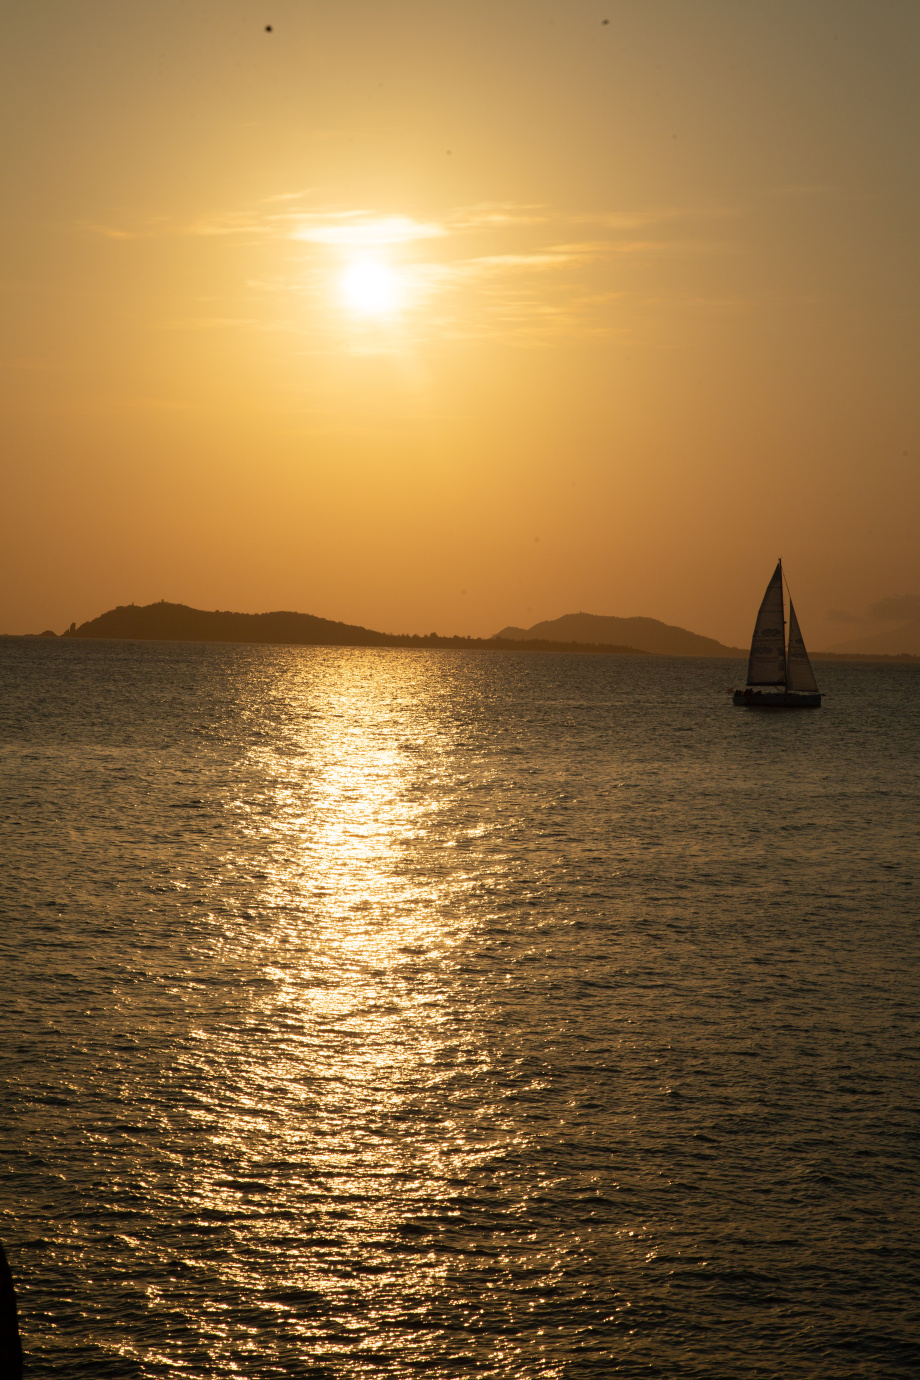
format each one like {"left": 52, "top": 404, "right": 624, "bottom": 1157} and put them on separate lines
{"left": 496, "top": 612, "right": 742, "bottom": 658}
{"left": 8, "top": 601, "right": 916, "bottom": 661}
{"left": 53, "top": 602, "right": 652, "bottom": 657}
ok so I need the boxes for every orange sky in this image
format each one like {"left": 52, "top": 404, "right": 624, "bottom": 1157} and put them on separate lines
{"left": 2, "top": 1, "right": 918, "bottom": 646}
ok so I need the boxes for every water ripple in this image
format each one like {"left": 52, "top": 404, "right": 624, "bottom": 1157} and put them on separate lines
{"left": 1, "top": 640, "right": 919, "bottom": 1376}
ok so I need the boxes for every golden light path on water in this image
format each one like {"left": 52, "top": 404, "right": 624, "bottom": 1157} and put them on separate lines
{"left": 172, "top": 651, "right": 555, "bottom": 1375}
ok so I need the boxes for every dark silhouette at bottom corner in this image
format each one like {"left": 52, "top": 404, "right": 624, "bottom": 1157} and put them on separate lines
{"left": 0, "top": 1241, "right": 23, "bottom": 1380}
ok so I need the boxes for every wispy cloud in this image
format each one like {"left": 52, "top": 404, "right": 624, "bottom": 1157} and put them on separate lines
{"left": 156, "top": 317, "right": 263, "bottom": 333}
{"left": 81, "top": 222, "right": 138, "bottom": 240}
{"left": 81, "top": 197, "right": 729, "bottom": 249}
{"left": 290, "top": 214, "right": 446, "bottom": 246}
{"left": 260, "top": 189, "right": 315, "bottom": 204}
{"left": 449, "top": 203, "right": 549, "bottom": 231}
{"left": 185, "top": 213, "right": 270, "bottom": 238}
{"left": 465, "top": 251, "right": 581, "bottom": 272}
{"left": 79, "top": 194, "right": 741, "bottom": 349}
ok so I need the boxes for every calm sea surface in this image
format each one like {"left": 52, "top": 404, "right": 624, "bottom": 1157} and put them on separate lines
{"left": 1, "top": 639, "right": 919, "bottom": 1379}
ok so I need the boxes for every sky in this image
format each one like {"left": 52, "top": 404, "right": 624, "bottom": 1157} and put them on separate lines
{"left": 2, "top": 0, "right": 919, "bottom": 646}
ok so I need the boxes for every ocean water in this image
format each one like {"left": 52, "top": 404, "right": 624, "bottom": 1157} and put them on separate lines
{"left": 1, "top": 638, "right": 919, "bottom": 1379}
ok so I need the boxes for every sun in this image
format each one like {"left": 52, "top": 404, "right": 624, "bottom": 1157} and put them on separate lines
{"left": 340, "top": 259, "right": 401, "bottom": 316}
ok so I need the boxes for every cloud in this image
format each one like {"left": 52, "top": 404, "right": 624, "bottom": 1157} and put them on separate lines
{"left": 260, "top": 189, "right": 314, "bottom": 204}
{"left": 591, "top": 206, "right": 737, "bottom": 229}
{"left": 83, "top": 197, "right": 731, "bottom": 250}
{"left": 185, "top": 214, "right": 269, "bottom": 238}
{"left": 79, "top": 193, "right": 743, "bottom": 350}
{"left": 157, "top": 317, "right": 262, "bottom": 333}
{"left": 175, "top": 209, "right": 449, "bottom": 247}
{"left": 449, "top": 204, "right": 549, "bottom": 231}
{"left": 466, "top": 251, "right": 580, "bottom": 272}
{"left": 290, "top": 214, "right": 446, "bottom": 246}
{"left": 81, "top": 223, "right": 137, "bottom": 240}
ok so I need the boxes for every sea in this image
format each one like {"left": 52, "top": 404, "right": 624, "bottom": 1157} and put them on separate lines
{"left": 1, "top": 637, "right": 919, "bottom": 1379}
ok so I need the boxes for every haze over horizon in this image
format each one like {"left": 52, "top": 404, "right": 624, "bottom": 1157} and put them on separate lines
{"left": 2, "top": 1, "right": 919, "bottom": 646}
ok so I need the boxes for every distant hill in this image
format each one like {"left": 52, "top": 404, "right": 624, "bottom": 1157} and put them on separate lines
{"left": 24, "top": 600, "right": 917, "bottom": 661}
{"left": 64, "top": 602, "right": 397, "bottom": 647}
{"left": 495, "top": 612, "right": 742, "bottom": 658}
{"left": 825, "top": 620, "right": 920, "bottom": 656}
{"left": 55, "top": 601, "right": 650, "bottom": 656}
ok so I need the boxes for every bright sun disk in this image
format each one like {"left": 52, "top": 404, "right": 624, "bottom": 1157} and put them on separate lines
{"left": 340, "top": 260, "right": 400, "bottom": 316}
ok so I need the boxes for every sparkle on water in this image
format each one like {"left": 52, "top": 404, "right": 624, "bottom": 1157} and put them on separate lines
{"left": 1, "top": 639, "right": 919, "bottom": 1377}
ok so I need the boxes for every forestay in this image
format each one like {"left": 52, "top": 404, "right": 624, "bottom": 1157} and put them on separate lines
{"left": 785, "top": 600, "right": 820, "bottom": 693}
{"left": 746, "top": 561, "right": 787, "bottom": 685}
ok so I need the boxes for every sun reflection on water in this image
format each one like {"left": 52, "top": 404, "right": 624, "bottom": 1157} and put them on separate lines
{"left": 179, "top": 651, "right": 515, "bottom": 1366}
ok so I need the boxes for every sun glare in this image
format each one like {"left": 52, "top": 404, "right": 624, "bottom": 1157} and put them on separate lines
{"left": 341, "top": 260, "right": 401, "bottom": 316}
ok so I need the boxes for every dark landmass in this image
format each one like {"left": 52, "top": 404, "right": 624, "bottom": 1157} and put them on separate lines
{"left": 48, "top": 601, "right": 650, "bottom": 656}
{"left": 496, "top": 611, "right": 743, "bottom": 657}
{"left": 4, "top": 601, "right": 916, "bottom": 662}
{"left": 497, "top": 609, "right": 920, "bottom": 663}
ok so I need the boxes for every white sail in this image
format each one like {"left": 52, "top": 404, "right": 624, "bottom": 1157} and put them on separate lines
{"left": 746, "top": 561, "right": 787, "bottom": 685}
{"left": 785, "top": 600, "right": 820, "bottom": 693}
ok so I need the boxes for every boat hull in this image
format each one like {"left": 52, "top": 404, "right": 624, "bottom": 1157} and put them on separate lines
{"left": 733, "top": 689, "right": 821, "bottom": 708}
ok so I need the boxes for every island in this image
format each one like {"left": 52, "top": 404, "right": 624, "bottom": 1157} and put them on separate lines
{"left": 53, "top": 601, "right": 651, "bottom": 657}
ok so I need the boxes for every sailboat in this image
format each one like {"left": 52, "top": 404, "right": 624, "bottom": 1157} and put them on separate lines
{"left": 733, "top": 561, "right": 822, "bottom": 707}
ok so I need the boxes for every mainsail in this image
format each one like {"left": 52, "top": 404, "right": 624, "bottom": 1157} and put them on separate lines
{"left": 746, "top": 561, "right": 787, "bottom": 685}
{"left": 785, "top": 600, "right": 820, "bottom": 693}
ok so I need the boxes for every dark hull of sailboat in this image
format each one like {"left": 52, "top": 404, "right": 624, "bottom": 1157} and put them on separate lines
{"left": 733, "top": 689, "right": 821, "bottom": 708}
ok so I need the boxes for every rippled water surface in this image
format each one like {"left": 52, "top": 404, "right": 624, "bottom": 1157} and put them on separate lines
{"left": 2, "top": 639, "right": 919, "bottom": 1378}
